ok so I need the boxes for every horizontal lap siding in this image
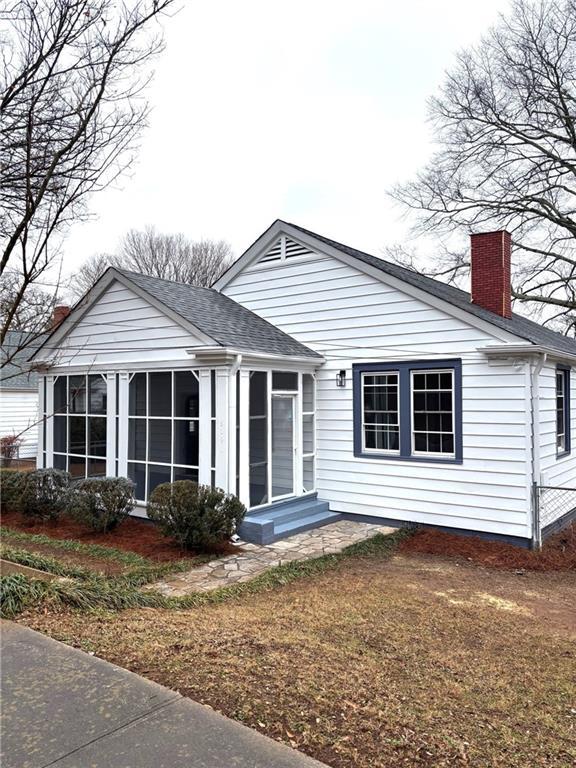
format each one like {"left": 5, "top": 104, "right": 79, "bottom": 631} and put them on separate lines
{"left": 539, "top": 363, "right": 576, "bottom": 492}
{"left": 0, "top": 390, "right": 39, "bottom": 456}
{"left": 56, "top": 282, "right": 202, "bottom": 366}
{"left": 224, "top": 252, "right": 531, "bottom": 538}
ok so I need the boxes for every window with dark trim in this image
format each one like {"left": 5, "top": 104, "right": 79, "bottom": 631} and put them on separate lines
{"left": 556, "top": 365, "right": 571, "bottom": 457}
{"left": 353, "top": 359, "right": 462, "bottom": 464}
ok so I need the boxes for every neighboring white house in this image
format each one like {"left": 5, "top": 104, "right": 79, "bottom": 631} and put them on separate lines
{"left": 31, "top": 221, "right": 576, "bottom": 547}
{"left": 0, "top": 331, "right": 46, "bottom": 462}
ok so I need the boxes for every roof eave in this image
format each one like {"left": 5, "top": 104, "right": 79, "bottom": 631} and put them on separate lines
{"left": 478, "top": 343, "right": 576, "bottom": 364}
{"left": 187, "top": 346, "right": 324, "bottom": 366}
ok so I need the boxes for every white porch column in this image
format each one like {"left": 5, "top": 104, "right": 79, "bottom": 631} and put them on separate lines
{"left": 228, "top": 370, "right": 238, "bottom": 497}
{"left": 37, "top": 377, "right": 45, "bottom": 469}
{"left": 106, "top": 373, "right": 117, "bottom": 476}
{"left": 295, "top": 373, "right": 303, "bottom": 496}
{"left": 215, "top": 368, "right": 230, "bottom": 491}
{"left": 198, "top": 369, "right": 211, "bottom": 485}
{"left": 117, "top": 371, "right": 129, "bottom": 478}
{"left": 45, "top": 375, "right": 54, "bottom": 468}
{"left": 238, "top": 370, "right": 250, "bottom": 507}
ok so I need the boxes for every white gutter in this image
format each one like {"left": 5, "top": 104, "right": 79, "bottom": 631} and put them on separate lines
{"left": 186, "top": 346, "right": 325, "bottom": 365}
{"left": 529, "top": 352, "right": 547, "bottom": 548}
{"left": 479, "top": 343, "right": 576, "bottom": 365}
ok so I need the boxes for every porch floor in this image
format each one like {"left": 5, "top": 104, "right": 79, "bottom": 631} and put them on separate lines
{"left": 147, "top": 520, "right": 393, "bottom": 597}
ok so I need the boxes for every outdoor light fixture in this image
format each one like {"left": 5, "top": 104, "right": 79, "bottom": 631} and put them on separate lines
{"left": 336, "top": 370, "right": 347, "bottom": 387}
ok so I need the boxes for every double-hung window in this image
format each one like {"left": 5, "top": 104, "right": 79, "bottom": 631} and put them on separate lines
{"left": 556, "top": 366, "right": 571, "bottom": 457}
{"left": 354, "top": 360, "right": 462, "bottom": 463}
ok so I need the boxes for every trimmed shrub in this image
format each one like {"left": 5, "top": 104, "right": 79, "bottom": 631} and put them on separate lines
{"left": 0, "top": 468, "right": 27, "bottom": 512}
{"left": 148, "top": 481, "right": 246, "bottom": 551}
{"left": 20, "top": 468, "right": 70, "bottom": 521}
{"left": 66, "top": 477, "right": 135, "bottom": 533}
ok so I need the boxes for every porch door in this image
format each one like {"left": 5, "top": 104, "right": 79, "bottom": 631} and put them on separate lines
{"left": 271, "top": 393, "right": 295, "bottom": 500}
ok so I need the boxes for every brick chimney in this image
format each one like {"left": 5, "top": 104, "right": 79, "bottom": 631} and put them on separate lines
{"left": 470, "top": 230, "right": 512, "bottom": 319}
{"left": 51, "top": 305, "right": 71, "bottom": 329}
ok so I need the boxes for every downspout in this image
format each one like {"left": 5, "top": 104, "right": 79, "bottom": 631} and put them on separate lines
{"left": 529, "top": 352, "right": 547, "bottom": 548}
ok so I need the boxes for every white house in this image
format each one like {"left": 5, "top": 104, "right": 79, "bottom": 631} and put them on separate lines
{"left": 32, "top": 221, "right": 576, "bottom": 547}
{"left": 0, "top": 331, "right": 45, "bottom": 463}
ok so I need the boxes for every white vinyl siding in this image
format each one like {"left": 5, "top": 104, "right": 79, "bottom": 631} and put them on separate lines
{"left": 0, "top": 389, "right": 39, "bottom": 458}
{"left": 54, "top": 281, "right": 204, "bottom": 367}
{"left": 539, "top": 362, "right": 575, "bottom": 490}
{"left": 223, "top": 249, "right": 532, "bottom": 539}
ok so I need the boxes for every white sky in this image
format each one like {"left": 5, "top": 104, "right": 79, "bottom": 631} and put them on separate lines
{"left": 61, "top": 0, "right": 512, "bottom": 277}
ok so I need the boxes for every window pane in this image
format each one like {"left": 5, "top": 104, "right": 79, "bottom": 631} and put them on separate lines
{"left": 148, "top": 464, "right": 171, "bottom": 496}
{"left": 54, "top": 415, "right": 66, "bottom": 452}
{"left": 249, "top": 462, "right": 267, "bottom": 507}
{"left": 89, "top": 375, "right": 107, "bottom": 414}
{"left": 69, "top": 416, "right": 86, "bottom": 454}
{"left": 174, "top": 371, "right": 199, "bottom": 417}
{"left": 249, "top": 416, "right": 267, "bottom": 463}
{"left": 69, "top": 456, "right": 85, "bottom": 478}
{"left": 69, "top": 376, "right": 86, "bottom": 413}
{"left": 53, "top": 454, "right": 67, "bottom": 471}
{"left": 128, "top": 419, "right": 146, "bottom": 461}
{"left": 303, "top": 456, "right": 314, "bottom": 492}
{"left": 174, "top": 466, "right": 199, "bottom": 484}
{"left": 88, "top": 417, "right": 107, "bottom": 456}
{"left": 87, "top": 458, "right": 106, "bottom": 478}
{"left": 362, "top": 372, "right": 399, "bottom": 453}
{"left": 54, "top": 377, "right": 67, "bottom": 414}
{"left": 128, "top": 462, "right": 146, "bottom": 501}
{"left": 249, "top": 371, "right": 267, "bottom": 416}
{"left": 303, "top": 413, "right": 314, "bottom": 454}
{"left": 129, "top": 373, "right": 146, "bottom": 416}
{"left": 149, "top": 372, "right": 172, "bottom": 417}
{"left": 411, "top": 369, "right": 454, "bottom": 455}
{"left": 272, "top": 371, "right": 298, "bottom": 390}
{"left": 303, "top": 374, "right": 314, "bottom": 412}
{"left": 174, "top": 420, "right": 199, "bottom": 466}
{"left": 148, "top": 420, "right": 171, "bottom": 463}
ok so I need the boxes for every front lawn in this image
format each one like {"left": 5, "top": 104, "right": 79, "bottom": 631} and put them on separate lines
{"left": 18, "top": 542, "right": 576, "bottom": 768}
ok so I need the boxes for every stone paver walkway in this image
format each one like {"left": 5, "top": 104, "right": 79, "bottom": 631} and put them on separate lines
{"left": 149, "top": 520, "right": 394, "bottom": 597}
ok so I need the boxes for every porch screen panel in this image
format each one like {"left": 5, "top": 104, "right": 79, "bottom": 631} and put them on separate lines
{"left": 127, "top": 370, "right": 200, "bottom": 502}
{"left": 51, "top": 374, "right": 107, "bottom": 478}
{"left": 249, "top": 371, "right": 268, "bottom": 507}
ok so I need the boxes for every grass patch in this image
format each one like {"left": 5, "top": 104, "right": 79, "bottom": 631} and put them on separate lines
{"left": 0, "top": 526, "right": 150, "bottom": 567}
{"left": 1, "top": 530, "right": 410, "bottom": 618}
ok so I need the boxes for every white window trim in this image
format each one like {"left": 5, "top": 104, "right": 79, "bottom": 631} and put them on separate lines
{"left": 360, "top": 370, "right": 401, "bottom": 455}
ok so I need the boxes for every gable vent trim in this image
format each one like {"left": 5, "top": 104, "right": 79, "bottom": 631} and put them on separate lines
{"left": 259, "top": 235, "right": 314, "bottom": 263}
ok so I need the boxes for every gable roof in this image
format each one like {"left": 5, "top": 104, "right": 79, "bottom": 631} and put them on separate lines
{"left": 96, "top": 269, "right": 321, "bottom": 360}
{"left": 1, "top": 331, "right": 47, "bottom": 389}
{"left": 220, "top": 220, "right": 576, "bottom": 358}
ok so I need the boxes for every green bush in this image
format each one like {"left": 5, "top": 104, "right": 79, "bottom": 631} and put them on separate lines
{"left": 147, "top": 481, "right": 246, "bottom": 551}
{"left": 20, "top": 468, "right": 70, "bottom": 521}
{"left": 0, "top": 468, "right": 27, "bottom": 512}
{"left": 67, "top": 477, "right": 135, "bottom": 533}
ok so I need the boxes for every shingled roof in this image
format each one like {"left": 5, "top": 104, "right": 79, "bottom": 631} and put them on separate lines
{"left": 116, "top": 269, "right": 322, "bottom": 359}
{"left": 1, "top": 331, "right": 47, "bottom": 389}
{"left": 284, "top": 222, "right": 576, "bottom": 358}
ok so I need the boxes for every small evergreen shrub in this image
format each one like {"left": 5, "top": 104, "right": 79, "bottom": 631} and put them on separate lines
{"left": 67, "top": 477, "right": 135, "bottom": 533}
{"left": 0, "top": 468, "right": 27, "bottom": 512}
{"left": 148, "top": 481, "right": 246, "bottom": 551}
{"left": 20, "top": 468, "right": 70, "bottom": 521}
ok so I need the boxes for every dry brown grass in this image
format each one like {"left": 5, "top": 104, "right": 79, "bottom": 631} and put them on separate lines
{"left": 20, "top": 551, "right": 576, "bottom": 768}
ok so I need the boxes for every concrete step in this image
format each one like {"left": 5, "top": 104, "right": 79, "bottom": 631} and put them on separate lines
{"left": 238, "top": 496, "right": 340, "bottom": 545}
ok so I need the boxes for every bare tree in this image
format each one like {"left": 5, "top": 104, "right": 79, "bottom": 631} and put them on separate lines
{"left": 391, "top": 0, "right": 576, "bottom": 335}
{"left": 69, "top": 226, "right": 233, "bottom": 297}
{"left": 0, "top": 0, "right": 175, "bottom": 360}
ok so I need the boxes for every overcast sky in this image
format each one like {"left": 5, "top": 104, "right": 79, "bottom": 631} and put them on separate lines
{"left": 61, "top": 0, "right": 512, "bottom": 277}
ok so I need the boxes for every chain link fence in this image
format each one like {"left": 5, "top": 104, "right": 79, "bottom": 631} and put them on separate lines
{"left": 534, "top": 484, "right": 576, "bottom": 545}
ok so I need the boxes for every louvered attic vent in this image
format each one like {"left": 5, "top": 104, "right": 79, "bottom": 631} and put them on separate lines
{"left": 259, "top": 236, "right": 314, "bottom": 263}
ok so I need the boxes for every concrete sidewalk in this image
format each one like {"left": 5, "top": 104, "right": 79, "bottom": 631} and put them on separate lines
{"left": 1, "top": 621, "right": 327, "bottom": 768}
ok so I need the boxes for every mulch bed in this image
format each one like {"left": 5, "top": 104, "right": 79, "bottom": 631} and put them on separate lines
{"left": 400, "top": 522, "right": 576, "bottom": 571}
{"left": 1, "top": 510, "right": 237, "bottom": 562}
